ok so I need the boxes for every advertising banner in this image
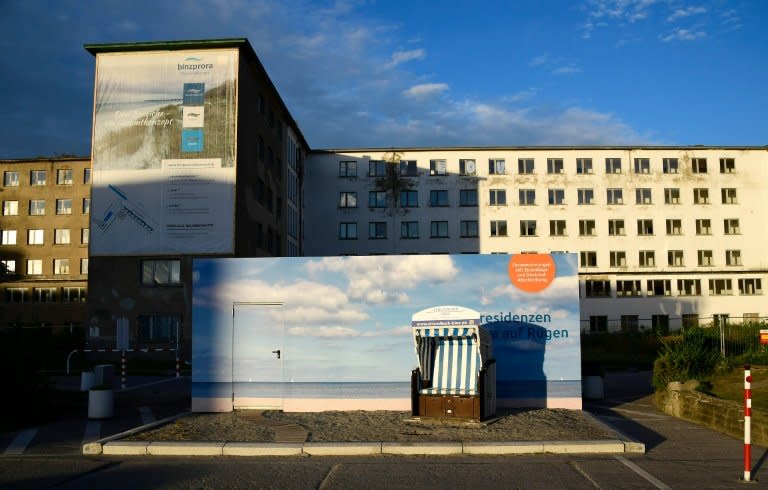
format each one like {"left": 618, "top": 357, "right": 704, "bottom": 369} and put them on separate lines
{"left": 191, "top": 254, "right": 581, "bottom": 412}
{"left": 90, "top": 49, "right": 237, "bottom": 255}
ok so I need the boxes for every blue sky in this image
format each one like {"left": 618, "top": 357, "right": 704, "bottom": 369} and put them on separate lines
{"left": 1, "top": 0, "right": 764, "bottom": 158}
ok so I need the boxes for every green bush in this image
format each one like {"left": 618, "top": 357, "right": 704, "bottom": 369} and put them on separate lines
{"left": 652, "top": 327, "right": 722, "bottom": 390}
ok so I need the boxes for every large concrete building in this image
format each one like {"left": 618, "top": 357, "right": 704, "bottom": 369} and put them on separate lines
{"left": 304, "top": 147, "right": 768, "bottom": 332}
{"left": 0, "top": 157, "right": 91, "bottom": 328}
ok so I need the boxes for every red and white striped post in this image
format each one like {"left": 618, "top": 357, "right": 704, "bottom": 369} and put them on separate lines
{"left": 121, "top": 349, "right": 127, "bottom": 389}
{"left": 744, "top": 364, "right": 752, "bottom": 482}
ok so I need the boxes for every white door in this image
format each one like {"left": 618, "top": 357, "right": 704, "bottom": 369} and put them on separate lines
{"left": 232, "top": 302, "right": 284, "bottom": 409}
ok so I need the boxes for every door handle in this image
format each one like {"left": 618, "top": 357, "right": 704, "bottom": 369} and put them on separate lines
{"left": 272, "top": 349, "right": 281, "bottom": 359}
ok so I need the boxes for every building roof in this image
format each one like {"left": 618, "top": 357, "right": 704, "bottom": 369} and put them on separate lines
{"left": 0, "top": 156, "right": 89, "bottom": 164}
{"left": 310, "top": 145, "right": 768, "bottom": 154}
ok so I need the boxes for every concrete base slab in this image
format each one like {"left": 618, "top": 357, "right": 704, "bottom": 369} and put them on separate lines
{"left": 102, "top": 441, "right": 150, "bottom": 455}
{"left": 82, "top": 442, "right": 103, "bottom": 455}
{"left": 542, "top": 440, "right": 626, "bottom": 454}
{"left": 303, "top": 442, "right": 382, "bottom": 456}
{"left": 147, "top": 441, "right": 225, "bottom": 456}
{"left": 462, "top": 441, "right": 545, "bottom": 455}
{"left": 223, "top": 443, "right": 303, "bottom": 456}
{"left": 382, "top": 442, "right": 462, "bottom": 455}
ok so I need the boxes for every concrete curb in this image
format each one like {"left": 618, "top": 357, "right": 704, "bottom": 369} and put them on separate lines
{"left": 82, "top": 411, "right": 190, "bottom": 455}
{"left": 583, "top": 409, "right": 647, "bottom": 454}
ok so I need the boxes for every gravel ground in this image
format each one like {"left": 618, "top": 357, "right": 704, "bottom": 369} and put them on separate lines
{"left": 128, "top": 408, "right": 617, "bottom": 443}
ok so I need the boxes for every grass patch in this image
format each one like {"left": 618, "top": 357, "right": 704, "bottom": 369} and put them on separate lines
{"left": 700, "top": 365, "right": 768, "bottom": 411}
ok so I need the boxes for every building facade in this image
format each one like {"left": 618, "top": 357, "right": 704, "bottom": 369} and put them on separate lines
{"left": 304, "top": 147, "right": 768, "bottom": 332}
{"left": 0, "top": 157, "right": 91, "bottom": 328}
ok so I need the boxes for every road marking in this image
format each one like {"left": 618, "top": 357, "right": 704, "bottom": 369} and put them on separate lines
{"left": 570, "top": 460, "right": 602, "bottom": 489}
{"left": 615, "top": 456, "right": 671, "bottom": 490}
{"left": 318, "top": 463, "right": 342, "bottom": 490}
{"left": 4, "top": 428, "right": 38, "bottom": 455}
{"left": 82, "top": 421, "right": 102, "bottom": 446}
{"left": 139, "top": 406, "right": 156, "bottom": 425}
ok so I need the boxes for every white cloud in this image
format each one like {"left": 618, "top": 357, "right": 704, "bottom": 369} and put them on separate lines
{"left": 386, "top": 49, "right": 426, "bottom": 68}
{"left": 660, "top": 27, "right": 707, "bottom": 42}
{"left": 666, "top": 5, "right": 707, "bottom": 22}
{"left": 502, "top": 88, "right": 538, "bottom": 103}
{"left": 288, "top": 326, "right": 359, "bottom": 338}
{"left": 553, "top": 65, "right": 582, "bottom": 75}
{"left": 529, "top": 55, "right": 548, "bottom": 66}
{"left": 403, "top": 83, "right": 449, "bottom": 98}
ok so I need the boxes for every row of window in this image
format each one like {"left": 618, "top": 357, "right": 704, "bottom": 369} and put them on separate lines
{"left": 0, "top": 228, "right": 88, "bottom": 246}
{"left": 579, "top": 249, "right": 744, "bottom": 268}
{"left": 338, "top": 187, "right": 739, "bottom": 208}
{"left": 4, "top": 286, "right": 87, "bottom": 304}
{"left": 337, "top": 218, "right": 743, "bottom": 240}
{"left": 1, "top": 198, "right": 90, "bottom": 216}
{"left": 3, "top": 168, "right": 91, "bottom": 187}
{"left": 586, "top": 313, "right": 759, "bottom": 333}
{"left": 0, "top": 258, "right": 88, "bottom": 276}
{"left": 339, "top": 157, "right": 737, "bottom": 178}
{"left": 583, "top": 278, "right": 762, "bottom": 298}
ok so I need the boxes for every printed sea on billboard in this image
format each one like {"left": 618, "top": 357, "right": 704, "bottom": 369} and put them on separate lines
{"left": 90, "top": 49, "right": 237, "bottom": 255}
{"left": 192, "top": 254, "right": 582, "bottom": 412}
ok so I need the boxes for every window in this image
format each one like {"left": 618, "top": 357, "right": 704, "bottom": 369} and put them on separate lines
{"left": 637, "top": 219, "right": 654, "bottom": 235}
{"left": 724, "top": 218, "right": 740, "bottom": 235}
{"left": 2, "top": 200, "right": 18, "bottom": 216}
{"left": 338, "top": 160, "right": 357, "bottom": 177}
{"left": 430, "top": 221, "right": 449, "bottom": 238}
{"left": 339, "top": 222, "right": 357, "bottom": 240}
{"left": 369, "top": 160, "right": 387, "bottom": 177}
{"left": 720, "top": 158, "right": 735, "bottom": 173}
{"left": 1, "top": 259, "right": 17, "bottom": 276}
{"left": 668, "top": 250, "right": 684, "bottom": 267}
{"left": 30, "top": 170, "right": 47, "bottom": 186}
{"left": 3, "top": 171, "right": 19, "bottom": 186}
{"left": 81, "top": 258, "right": 89, "bottom": 274}
{"left": 54, "top": 229, "right": 70, "bottom": 244}
{"left": 633, "top": 158, "right": 650, "bottom": 174}
{"left": 664, "top": 188, "right": 680, "bottom": 204}
{"left": 693, "top": 188, "right": 709, "bottom": 204}
{"left": 744, "top": 313, "right": 760, "bottom": 323}
{"left": 517, "top": 159, "right": 534, "bottom": 174}
{"left": 682, "top": 313, "right": 700, "bottom": 327}
{"left": 739, "top": 279, "right": 762, "bottom": 295}
{"left": 27, "top": 259, "right": 42, "bottom": 275}
{"left": 585, "top": 280, "right": 611, "bottom": 297}
{"left": 721, "top": 188, "right": 737, "bottom": 204}
{"left": 368, "top": 222, "right": 387, "bottom": 239}
{"left": 666, "top": 219, "right": 682, "bottom": 235}
{"left": 639, "top": 250, "right": 655, "bottom": 267}
{"left": 547, "top": 158, "right": 564, "bottom": 174}
{"left": 549, "top": 220, "right": 566, "bottom": 236}
{"left": 589, "top": 316, "right": 608, "bottom": 332}
{"left": 692, "top": 158, "right": 707, "bottom": 173}
{"left": 56, "top": 198, "right": 72, "bottom": 215}
{"left": 141, "top": 259, "right": 181, "bottom": 286}
{"left": 726, "top": 250, "right": 742, "bottom": 266}
{"left": 519, "top": 189, "right": 535, "bottom": 206}
{"left": 81, "top": 228, "right": 89, "bottom": 244}
{"left": 62, "top": 287, "right": 87, "bottom": 303}
{"left": 610, "top": 251, "right": 627, "bottom": 267}
{"left": 621, "top": 315, "right": 640, "bottom": 332}
{"left": 459, "top": 159, "right": 476, "bottom": 175}
{"left": 429, "top": 159, "right": 447, "bottom": 176}
{"left": 460, "top": 189, "right": 478, "bottom": 206}
{"left": 608, "top": 219, "right": 625, "bottom": 236}
{"left": 489, "top": 159, "right": 506, "bottom": 175}
{"left": 84, "top": 168, "right": 91, "bottom": 184}
{"left": 429, "top": 190, "right": 449, "bottom": 207}
{"left": 580, "top": 251, "right": 597, "bottom": 267}
{"left": 400, "top": 190, "right": 418, "bottom": 207}
{"left": 606, "top": 188, "right": 623, "bottom": 205}
{"left": 489, "top": 189, "right": 506, "bottom": 206}
{"left": 617, "top": 280, "right": 642, "bottom": 297}
{"left": 401, "top": 221, "right": 419, "bottom": 239}
{"left": 137, "top": 315, "right": 180, "bottom": 344}
{"left": 29, "top": 200, "right": 45, "bottom": 215}
{"left": 663, "top": 158, "right": 679, "bottom": 174}
{"left": 635, "top": 188, "right": 652, "bottom": 204}
{"left": 709, "top": 279, "right": 733, "bottom": 296}
{"left": 577, "top": 188, "right": 594, "bottom": 205}
{"left": 460, "top": 220, "right": 479, "bottom": 238}
{"left": 579, "top": 220, "right": 596, "bottom": 236}
{"left": 697, "top": 250, "right": 713, "bottom": 266}
{"left": 696, "top": 219, "right": 712, "bottom": 235}
{"left": 1, "top": 230, "right": 17, "bottom": 245}
{"left": 28, "top": 229, "right": 44, "bottom": 245}
{"left": 652, "top": 314, "right": 670, "bottom": 334}
{"left": 57, "top": 169, "right": 72, "bottom": 185}
{"left": 33, "top": 287, "right": 57, "bottom": 303}
{"left": 53, "top": 259, "right": 70, "bottom": 275}
{"left": 520, "top": 220, "right": 537, "bottom": 236}
{"left": 369, "top": 191, "right": 387, "bottom": 208}
{"left": 399, "top": 160, "right": 417, "bottom": 176}
{"left": 576, "top": 158, "right": 593, "bottom": 174}
{"left": 339, "top": 192, "right": 357, "bottom": 208}
{"left": 548, "top": 189, "right": 565, "bottom": 205}
{"left": 605, "top": 158, "right": 621, "bottom": 174}
{"left": 490, "top": 220, "right": 507, "bottom": 237}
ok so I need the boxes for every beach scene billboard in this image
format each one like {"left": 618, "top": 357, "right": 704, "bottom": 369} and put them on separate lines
{"left": 90, "top": 49, "right": 237, "bottom": 255}
{"left": 191, "top": 254, "right": 581, "bottom": 412}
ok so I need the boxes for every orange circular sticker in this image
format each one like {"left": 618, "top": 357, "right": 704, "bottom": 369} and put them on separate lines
{"left": 508, "top": 254, "right": 556, "bottom": 293}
